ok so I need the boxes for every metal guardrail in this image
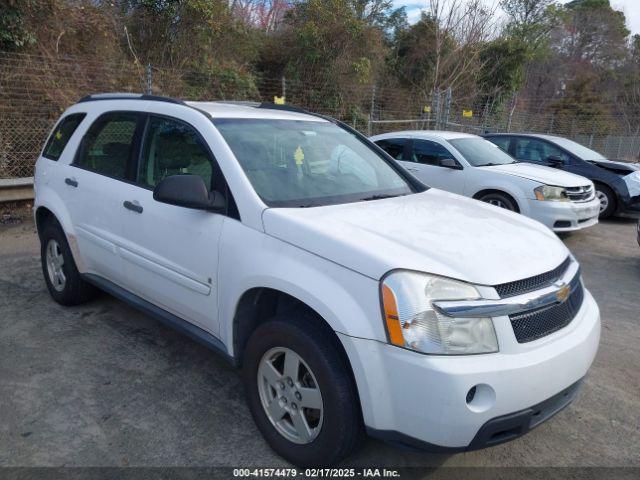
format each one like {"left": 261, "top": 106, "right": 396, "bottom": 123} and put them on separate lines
{"left": 0, "top": 177, "right": 34, "bottom": 203}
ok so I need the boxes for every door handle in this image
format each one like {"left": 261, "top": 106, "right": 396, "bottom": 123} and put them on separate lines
{"left": 123, "top": 200, "right": 143, "bottom": 214}
{"left": 65, "top": 177, "right": 78, "bottom": 187}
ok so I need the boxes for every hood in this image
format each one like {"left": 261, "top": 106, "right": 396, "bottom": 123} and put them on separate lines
{"left": 479, "top": 162, "right": 590, "bottom": 187}
{"left": 588, "top": 159, "right": 640, "bottom": 175}
{"left": 262, "top": 190, "right": 569, "bottom": 285}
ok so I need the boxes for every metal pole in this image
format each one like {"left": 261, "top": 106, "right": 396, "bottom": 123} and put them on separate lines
{"left": 368, "top": 83, "right": 376, "bottom": 137}
{"left": 433, "top": 90, "right": 441, "bottom": 130}
{"left": 146, "top": 63, "right": 152, "bottom": 95}
{"left": 617, "top": 136, "right": 623, "bottom": 159}
{"left": 444, "top": 87, "right": 452, "bottom": 129}
{"left": 281, "top": 75, "right": 286, "bottom": 102}
{"left": 507, "top": 92, "right": 517, "bottom": 133}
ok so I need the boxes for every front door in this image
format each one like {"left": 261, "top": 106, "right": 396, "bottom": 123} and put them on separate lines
{"left": 406, "top": 139, "right": 466, "bottom": 193}
{"left": 116, "top": 114, "right": 226, "bottom": 334}
{"left": 513, "top": 137, "right": 570, "bottom": 169}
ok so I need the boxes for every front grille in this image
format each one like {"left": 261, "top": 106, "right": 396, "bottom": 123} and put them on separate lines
{"left": 495, "top": 257, "right": 571, "bottom": 298}
{"left": 566, "top": 185, "right": 594, "bottom": 202}
{"left": 510, "top": 282, "right": 584, "bottom": 343}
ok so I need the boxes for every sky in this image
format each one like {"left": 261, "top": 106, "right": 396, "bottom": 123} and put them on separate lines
{"left": 392, "top": 0, "right": 640, "bottom": 35}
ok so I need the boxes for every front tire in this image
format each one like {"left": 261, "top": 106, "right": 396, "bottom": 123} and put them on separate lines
{"left": 594, "top": 183, "right": 616, "bottom": 219}
{"left": 477, "top": 191, "right": 518, "bottom": 211}
{"left": 243, "top": 311, "right": 363, "bottom": 466}
{"left": 40, "top": 221, "right": 97, "bottom": 306}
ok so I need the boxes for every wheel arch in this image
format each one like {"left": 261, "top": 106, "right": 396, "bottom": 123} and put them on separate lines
{"left": 473, "top": 188, "right": 521, "bottom": 213}
{"left": 231, "top": 286, "right": 364, "bottom": 422}
{"left": 34, "top": 192, "right": 84, "bottom": 271}
{"left": 232, "top": 287, "right": 352, "bottom": 370}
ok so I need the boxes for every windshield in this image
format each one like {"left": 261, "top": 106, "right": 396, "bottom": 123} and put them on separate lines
{"left": 213, "top": 118, "right": 415, "bottom": 207}
{"left": 448, "top": 137, "right": 516, "bottom": 167}
{"left": 548, "top": 137, "right": 605, "bottom": 160}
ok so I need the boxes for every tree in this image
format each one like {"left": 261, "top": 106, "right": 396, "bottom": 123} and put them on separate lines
{"left": 392, "top": 0, "right": 498, "bottom": 100}
{"left": 560, "top": 0, "right": 629, "bottom": 67}
{"left": 500, "top": 0, "right": 560, "bottom": 59}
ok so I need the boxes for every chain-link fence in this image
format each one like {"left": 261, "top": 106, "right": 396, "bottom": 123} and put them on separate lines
{"left": 2, "top": 51, "right": 639, "bottom": 179}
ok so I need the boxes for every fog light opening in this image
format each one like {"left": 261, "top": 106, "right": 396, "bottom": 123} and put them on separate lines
{"left": 466, "top": 384, "right": 496, "bottom": 413}
{"left": 466, "top": 386, "right": 477, "bottom": 404}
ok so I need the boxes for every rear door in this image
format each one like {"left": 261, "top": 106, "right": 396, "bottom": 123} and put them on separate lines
{"left": 408, "top": 139, "right": 466, "bottom": 193}
{"left": 115, "top": 114, "right": 226, "bottom": 334}
{"left": 60, "top": 111, "right": 143, "bottom": 284}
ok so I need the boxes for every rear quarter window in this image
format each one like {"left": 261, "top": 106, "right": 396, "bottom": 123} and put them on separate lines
{"left": 42, "top": 113, "right": 86, "bottom": 160}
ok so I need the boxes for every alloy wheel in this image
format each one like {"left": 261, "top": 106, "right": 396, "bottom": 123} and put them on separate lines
{"left": 257, "top": 347, "right": 323, "bottom": 444}
{"left": 45, "top": 239, "right": 66, "bottom": 292}
{"left": 596, "top": 190, "right": 609, "bottom": 213}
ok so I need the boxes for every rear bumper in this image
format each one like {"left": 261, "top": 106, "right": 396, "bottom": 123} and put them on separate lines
{"left": 523, "top": 198, "right": 600, "bottom": 232}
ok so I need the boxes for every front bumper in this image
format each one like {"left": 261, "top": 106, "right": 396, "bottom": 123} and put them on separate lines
{"left": 339, "top": 289, "right": 600, "bottom": 450}
{"left": 523, "top": 197, "right": 600, "bottom": 232}
{"left": 367, "top": 377, "right": 583, "bottom": 452}
{"left": 619, "top": 195, "right": 640, "bottom": 216}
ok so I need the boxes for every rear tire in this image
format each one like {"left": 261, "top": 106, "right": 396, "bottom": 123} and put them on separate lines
{"left": 594, "top": 183, "right": 616, "bottom": 219}
{"left": 243, "top": 310, "right": 363, "bottom": 466}
{"left": 40, "top": 221, "right": 97, "bottom": 306}
{"left": 477, "top": 191, "right": 518, "bottom": 212}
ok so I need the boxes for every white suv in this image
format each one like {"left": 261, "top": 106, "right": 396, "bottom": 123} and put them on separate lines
{"left": 34, "top": 94, "right": 600, "bottom": 466}
{"left": 370, "top": 131, "right": 601, "bottom": 232}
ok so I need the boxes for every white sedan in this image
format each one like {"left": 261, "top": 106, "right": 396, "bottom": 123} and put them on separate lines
{"left": 370, "top": 131, "right": 601, "bottom": 232}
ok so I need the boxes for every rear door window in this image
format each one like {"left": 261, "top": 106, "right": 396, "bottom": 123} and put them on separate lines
{"left": 375, "top": 138, "right": 409, "bottom": 160}
{"left": 42, "top": 113, "right": 86, "bottom": 160}
{"left": 75, "top": 112, "right": 140, "bottom": 180}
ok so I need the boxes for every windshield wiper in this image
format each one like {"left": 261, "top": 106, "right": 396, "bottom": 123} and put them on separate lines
{"left": 360, "top": 194, "right": 402, "bottom": 201}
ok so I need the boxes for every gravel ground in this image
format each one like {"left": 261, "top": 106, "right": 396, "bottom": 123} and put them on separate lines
{"left": 0, "top": 218, "right": 638, "bottom": 470}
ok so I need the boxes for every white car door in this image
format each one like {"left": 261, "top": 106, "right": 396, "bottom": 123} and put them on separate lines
{"left": 57, "top": 111, "right": 144, "bottom": 285}
{"left": 407, "top": 138, "right": 466, "bottom": 194}
{"left": 115, "top": 114, "right": 225, "bottom": 335}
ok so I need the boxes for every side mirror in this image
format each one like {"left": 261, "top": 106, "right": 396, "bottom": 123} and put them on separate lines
{"left": 440, "top": 158, "right": 462, "bottom": 170}
{"left": 547, "top": 155, "right": 565, "bottom": 167}
{"left": 153, "top": 174, "right": 226, "bottom": 212}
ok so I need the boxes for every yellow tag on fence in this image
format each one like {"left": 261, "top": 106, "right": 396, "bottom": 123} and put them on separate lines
{"left": 294, "top": 146, "right": 304, "bottom": 165}
{"left": 463, "top": 110, "right": 473, "bottom": 118}
{"left": 274, "top": 96, "right": 285, "bottom": 105}
{"left": 423, "top": 105, "right": 431, "bottom": 113}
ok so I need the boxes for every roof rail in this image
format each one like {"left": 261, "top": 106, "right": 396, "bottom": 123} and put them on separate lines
{"left": 211, "top": 100, "right": 261, "bottom": 107}
{"left": 257, "top": 102, "right": 311, "bottom": 114}
{"left": 77, "top": 93, "right": 185, "bottom": 105}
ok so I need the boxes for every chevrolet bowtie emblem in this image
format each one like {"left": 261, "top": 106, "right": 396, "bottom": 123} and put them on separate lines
{"left": 555, "top": 283, "right": 570, "bottom": 302}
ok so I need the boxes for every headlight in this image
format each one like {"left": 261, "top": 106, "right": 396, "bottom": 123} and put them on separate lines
{"left": 534, "top": 185, "right": 569, "bottom": 201}
{"left": 380, "top": 271, "right": 498, "bottom": 355}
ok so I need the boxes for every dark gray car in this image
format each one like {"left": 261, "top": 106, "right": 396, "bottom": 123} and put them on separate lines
{"left": 484, "top": 133, "right": 640, "bottom": 219}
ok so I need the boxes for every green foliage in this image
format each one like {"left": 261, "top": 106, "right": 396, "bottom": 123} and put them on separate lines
{"left": 478, "top": 38, "right": 528, "bottom": 101}
{"left": 182, "top": 65, "right": 260, "bottom": 100}
{"left": 500, "top": 0, "right": 560, "bottom": 60}
{"left": 391, "top": 13, "right": 446, "bottom": 89}
{"left": 0, "top": 0, "right": 37, "bottom": 49}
